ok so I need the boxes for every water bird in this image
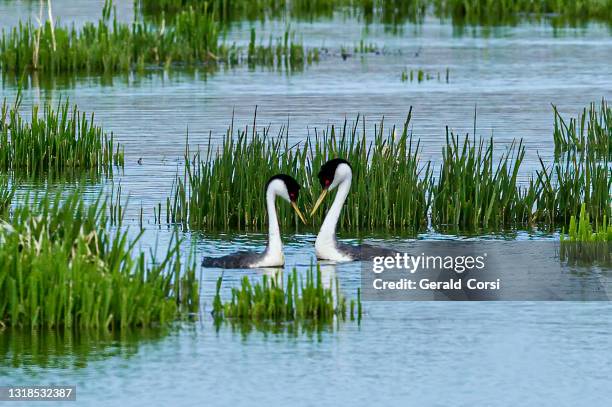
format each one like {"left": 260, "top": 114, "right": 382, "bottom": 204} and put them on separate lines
{"left": 201, "top": 174, "right": 306, "bottom": 268}
{"left": 310, "top": 159, "right": 396, "bottom": 261}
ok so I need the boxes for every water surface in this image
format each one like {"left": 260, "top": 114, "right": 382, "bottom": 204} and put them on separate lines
{"left": 1, "top": 2, "right": 611, "bottom": 406}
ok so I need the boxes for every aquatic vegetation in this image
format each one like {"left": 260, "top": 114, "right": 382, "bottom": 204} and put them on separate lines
{"left": 138, "top": 0, "right": 612, "bottom": 27}
{"left": 244, "top": 28, "right": 318, "bottom": 70}
{"left": 139, "top": 0, "right": 424, "bottom": 25}
{"left": 169, "top": 101, "right": 609, "bottom": 234}
{"left": 552, "top": 100, "right": 611, "bottom": 158}
{"left": 0, "top": 1, "right": 316, "bottom": 76}
{"left": 0, "top": 97, "right": 124, "bottom": 177}
{"left": 535, "top": 150, "right": 610, "bottom": 227}
{"left": 401, "top": 67, "right": 449, "bottom": 83}
{"left": 560, "top": 203, "right": 611, "bottom": 263}
{"left": 430, "top": 131, "right": 532, "bottom": 230}
{"left": 433, "top": 0, "right": 612, "bottom": 27}
{"left": 0, "top": 190, "right": 199, "bottom": 330}
{"left": 170, "top": 111, "right": 431, "bottom": 232}
{"left": 0, "top": 2, "right": 219, "bottom": 75}
{"left": 0, "top": 176, "right": 13, "bottom": 216}
{"left": 212, "top": 267, "right": 361, "bottom": 323}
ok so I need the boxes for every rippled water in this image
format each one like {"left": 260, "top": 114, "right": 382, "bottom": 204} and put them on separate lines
{"left": 1, "top": 1, "right": 611, "bottom": 406}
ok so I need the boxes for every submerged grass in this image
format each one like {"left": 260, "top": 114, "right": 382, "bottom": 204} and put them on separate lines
{"left": 0, "top": 190, "right": 199, "bottom": 330}
{"left": 0, "top": 96, "right": 124, "bottom": 177}
{"left": 212, "top": 266, "right": 361, "bottom": 324}
{"left": 170, "top": 111, "right": 431, "bottom": 232}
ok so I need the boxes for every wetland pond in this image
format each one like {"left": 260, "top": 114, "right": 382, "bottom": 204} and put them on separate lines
{"left": 1, "top": 1, "right": 611, "bottom": 406}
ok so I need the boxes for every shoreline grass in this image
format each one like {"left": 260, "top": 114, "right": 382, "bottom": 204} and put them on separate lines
{"left": 0, "top": 190, "right": 199, "bottom": 330}
{"left": 0, "top": 96, "right": 124, "bottom": 177}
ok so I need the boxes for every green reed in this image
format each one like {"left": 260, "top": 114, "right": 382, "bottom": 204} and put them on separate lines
{"left": 169, "top": 111, "right": 431, "bottom": 232}
{"left": 552, "top": 100, "right": 611, "bottom": 158}
{"left": 142, "top": 0, "right": 425, "bottom": 27}
{"left": 0, "top": 97, "right": 124, "bottom": 177}
{"left": 139, "top": 0, "right": 612, "bottom": 27}
{"left": 212, "top": 266, "right": 361, "bottom": 323}
{"left": 0, "top": 190, "right": 199, "bottom": 330}
{"left": 431, "top": 130, "right": 532, "bottom": 230}
{"left": 560, "top": 203, "right": 611, "bottom": 263}
{"left": 535, "top": 149, "right": 610, "bottom": 227}
{"left": 0, "top": 176, "right": 13, "bottom": 216}
{"left": 245, "top": 28, "right": 319, "bottom": 70}
{"left": 0, "top": 1, "right": 219, "bottom": 75}
{"left": 401, "top": 67, "right": 449, "bottom": 83}
{"left": 433, "top": 0, "right": 612, "bottom": 27}
{"left": 1, "top": 1, "right": 316, "bottom": 75}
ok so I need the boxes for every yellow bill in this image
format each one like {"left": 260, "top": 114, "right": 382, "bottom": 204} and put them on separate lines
{"left": 291, "top": 201, "right": 307, "bottom": 224}
{"left": 309, "top": 188, "right": 328, "bottom": 217}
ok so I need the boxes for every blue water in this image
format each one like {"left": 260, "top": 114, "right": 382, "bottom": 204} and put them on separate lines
{"left": 1, "top": 1, "right": 611, "bottom": 406}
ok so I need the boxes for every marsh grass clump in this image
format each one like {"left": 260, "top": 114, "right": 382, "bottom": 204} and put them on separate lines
{"left": 0, "top": 2, "right": 219, "bottom": 75}
{"left": 245, "top": 28, "right": 319, "bottom": 70}
{"left": 1, "top": 1, "right": 317, "bottom": 76}
{"left": 139, "top": 0, "right": 404, "bottom": 24}
{"left": 560, "top": 203, "right": 611, "bottom": 264}
{"left": 0, "top": 97, "right": 124, "bottom": 177}
{"left": 212, "top": 267, "right": 361, "bottom": 324}
{"left": 535, "top": 150, "right": 610, "bottom": 227}
{"left": 0, "top": 190, "right": 199, "bottom": 330}
{"left": 433, "top": 0, "right": 612, "bottom": 27}
{"left": 0, "top": 176, "right": 13, "bottom": 216}
{"left": 552, "top": 100, "right": 611, "bottom": 158}
{"left": 170, "top": 112, "right": 431, "bottom": 232}
{"left": 431, "top": 130, "right": 532, "bottom": 230}
{"left": 139, "top": 0, "right": 612, "bottom": 28}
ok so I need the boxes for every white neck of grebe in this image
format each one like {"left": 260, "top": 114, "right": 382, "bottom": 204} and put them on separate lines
{"left": 316, "top": 175, "right": 352, "bottom": 247}
{"left": 265, "top": 187, "right": 283, "bottom": 258}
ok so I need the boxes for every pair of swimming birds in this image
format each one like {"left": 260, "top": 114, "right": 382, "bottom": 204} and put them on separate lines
{"left": 202, "top": 158, "right": 393, "bottom": 269}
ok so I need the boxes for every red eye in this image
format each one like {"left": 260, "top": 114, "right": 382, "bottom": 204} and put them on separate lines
{"left": 290, "top": 193, "right": 296, "bottom": 200}
{"left": 325, "top": 179, "right": 331, "bottom": 187}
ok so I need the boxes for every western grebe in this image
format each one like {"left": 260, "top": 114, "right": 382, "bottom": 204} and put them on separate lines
{"left": 310, "top": 158, "right": 396, "bottom": 261}
{"left": 201, "top": 174, "right": 306, "bottom": 268}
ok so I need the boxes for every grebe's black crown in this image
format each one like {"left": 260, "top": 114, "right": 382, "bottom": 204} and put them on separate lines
{"left": 266, "top": 174, "right": 301, "bottom": 201}
{"left": 317, "top": 158, "right": 351, "bottom": 188}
